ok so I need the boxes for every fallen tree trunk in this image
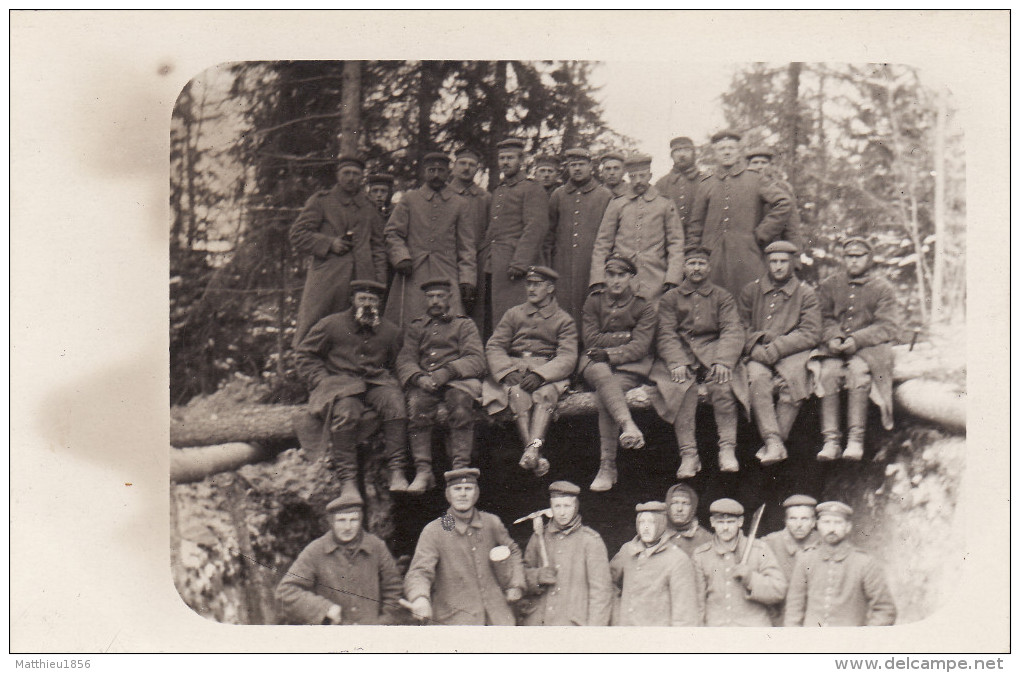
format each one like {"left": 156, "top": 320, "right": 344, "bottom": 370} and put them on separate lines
{"left": 171, "top": 442, "right": 278, "bottom": 484}
{"left": 893, "top": 379, "right": 966, "bottom": 435}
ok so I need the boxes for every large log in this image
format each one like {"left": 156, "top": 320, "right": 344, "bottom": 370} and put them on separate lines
{"left": 894, "top": 379, "right": 966, "bottom": 434}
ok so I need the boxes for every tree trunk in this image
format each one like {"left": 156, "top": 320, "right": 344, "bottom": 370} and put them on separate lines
{"left": 784, "top": 62, "right": 803, "bottom": 186}
{"left": 932, "top": 85, "right": 947, "bottom": 321}
{"left": 417, "top": 60, "right": 442, "bottom": 166}
{"left": 487, "top": 60, "right": 509, "bottom": 192}
{"left": 340, "top": 61, "right": 362, "bottom": 155}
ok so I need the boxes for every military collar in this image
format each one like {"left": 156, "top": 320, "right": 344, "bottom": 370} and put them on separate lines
{"left": 549, "top": 515, "right": 582, "bottom": 537}
{"left": 760, "top": 275, "right": 800, "bottom": 296}
{"left": 847, "top": 270, "right": 874, "bottom": 285}
{"left": 565, "top": 179, "right": 598, "bottom": 194}
{"left": 627, "top": 185, "right": 661, "bottom": 202}
{"left": 446, "top": 507, "right": 483, "bottom": 533}
{"left": 500, "top": 172, "right": 526, "bottom": 188}
{"left": 714, "top": 162, "right": 747, "bottom": 180}
{"left": 449, "top": 180, "right": 481, "bottom": 197}
{"left": 524, "top": 299, "right": 561, "bottom": 319}
{"left": 609, "top": 183, "right": 629, "bottom": 198}
{"left": 669, "top": 165, "right": 701, "bottom": 181}
{"left": 711, "top": 532, "right": 745, "bottom": 556}
{"left": 676, "top": 521, "right": 703, "bottom": 539}
{"left": 324, "top": 530, "right": 369, "bottom": 556}
{"left": 628, "top": 534, "right": 673, "bottom": 558}
{"left": 330, "top": 186, "right": 364, "bottom": 208}
{"left": 820, "top": 538, "right": 853, "bottom": 561}
{"left": 421, "top": 185, "right": 452, "bottom": 201}
{"left": 679, "top": 279, "right": 713, "bottom": 297}
{"left": 605, "top": 288, "right": 635, "bottom": 308}
{"left": 425, "top": 313, "right": 455, "bottom": 325}
{"left": 779, "top": 528, "right": 819, "bottom": 556}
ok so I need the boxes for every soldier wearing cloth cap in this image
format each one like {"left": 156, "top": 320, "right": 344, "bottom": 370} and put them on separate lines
{"left": 520, "top": 482, "right": 613, "bottom": 626}
{"left": 687, "top": 130, "right": 792, "bottom": 300}
{"left": 404, "top": 468, "right": 525, "bottom": 625}
{"left": 655, "top": 136, "right": 703, "bottom": 239}
{"left": 448, "top": 147, "right": 492, "bottom": 316}
{"left": 650, "top": 245, "right": 749, "bottom": 478}
{"left": 476, "top": 138, "right": 551, "bottom": 338}
{"left": 544, "top": 147, "right": 615, "bottom": 328}
{"left": 366, "top": 172, "right": 395, "bottom": 219}
{"left": 590, "top": 153, "right": 686, "bottom": 305}
{"left": 383, "top": 151, "right": 477, "bottom": 331}
{"left": 745, "top": 147, "right": 805, "bottom": 255}
{"left": 597, "top": 151, "right": 629, "bottom": 199}
{"left": 737, "top": 240, "right": 822, "bottom": 466}
{"left": 691, "top": 499, "right": 787, "bottom": 627}
{"left": 784, "top": 501, "right": 897, "bottom": 626}
{"left": 290, "top": 155, "right": 388, "bottom": 346}
{"left": 609, "top": 501, "right": 699, "bottom": 626}
{"left": 483, "top": 266, "right": 578, "bottom": 477}
{"left": 579, "top": 254, "right": 656, "bottom": 492}
{"left": 532, "top": 153, "right": 561, "bottom": 195}
{"left": 395, "top": 278, "right": 486, "bottom": 493}
{"left": 663, "top": 483, "right": 714, "bottom": 558}
{"left": 812, "top": 237, "right": 901, "bottom": 461}
{"left": 275, "top": 491, "right": 403, "bottom": 625}
{"left": 294, "top": 280, "right": 410, "bottom": 499}
{"left": 763, "top": 494, "right": 820, "bottom": 625}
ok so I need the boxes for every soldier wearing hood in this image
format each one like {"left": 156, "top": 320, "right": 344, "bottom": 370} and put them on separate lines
{"left": 664, "top": 483, "right": 713, "bottom": 558}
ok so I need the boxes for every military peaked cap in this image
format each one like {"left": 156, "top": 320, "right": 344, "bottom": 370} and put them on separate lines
{"left": 444, "top": 467, "right": 481, "bottom": 486}
{"left": 670, "top": 136, "right": 695, "bottom": 150}
{"left": 336, "top": 155, "right": 366, "bottom": 170}
{"left": 746, "top": 146, "right": 775, "bottom": 160}
{"left": 816, "top": 501, "right": 854, "bottom": 519}
{"left": 326, "top": 491, "right": 364, "bottom": 513}
{"left": 366, "top": 173, "right": 395, "bottom": 186}
{"left": 764, "top": 240, "right": 800, "bottom": 256}
{"left": 604, "top": 253, "right": 637, "bottom": 275}
{"left": 533, "top": 154, "right": 559, "bottom": 168}
{"left": 635, "top": 501, "right": 667, "bottom": 513}
{"left": 423, "top": 151, "right": 452, "bottom": 166}
{"left": 525, "top": 265, "right": 559, "bottom": 282}
{"left": 549, "top": 481, "right": 581, "bottom": 497}
{"left": 684, "top": 244, "right": 712, "bottom": 261}
{"left": 710, "top": 129, "right": 742, "bottom": 144}
{"left": 420, "top": 278, "right": 453, "bottom": 293}
{"left": 563, "top": 147, "right": 592, "bottom": 161}
{"left": 599, "top": 151, "right": 626, "bottom": 164}
{"left": 709, "top": 498, "right": 745, "bottom": 516}
{"left": 842, "top": 237, "right": 873, "bottom": 254}
{"left": 496, "top": 137, "right": 526, "bottom": 152}
{"left": 782, "top": 494, "right": 818, "bottom": 509}
{"left": 455, "top": 146, "right": 484, "bottom": 161}
{"left": 350, "top": 279, "right": 387, "bottom": 296}
{"left": 623, "top": 154, "right": 652, "bottom": 172}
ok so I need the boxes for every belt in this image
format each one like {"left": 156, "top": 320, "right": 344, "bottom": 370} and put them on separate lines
{"left": 509, "top": 350, "right": 553, "bottom": 360}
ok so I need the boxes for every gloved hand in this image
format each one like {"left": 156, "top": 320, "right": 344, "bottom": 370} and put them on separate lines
{"left": 711, "top": 363, "right": 732, "bottom": 384}
{"left": 662, "top": 282, "right": 678, "bottom": 293}
{"left": 459, "top": 284, "right": 476, "bottom": 309}
{"left": 394, "top": 259, "right": 413, "bottom": 276}
{"left": 537, "top": 567, "right": 558, "bottom": 586}
{"left": 750, "top": 344, "right": 770, "bottom": 363}
{"left": 502, "top": 371, "right": 524, "bottom": 387}
{"left": 840, "top": 336, "right": 858, "bottom": 355}
{"left": 732, "top": 563, "right": 754, "bottom": 589}
{"left": 519, "top": 371, "right": 545, "bottom": 393}
{"left": 418, "top": 375, "right": 439, "bottom": 393}
{"left": 330, "top": 237, "right": 353, "bottom": 256}
{"left": 826, "top": 337, "right": 843, "bottom": 353}
{"left": 587, "top": 348, "right": 610, "bottom": 364}
{"left": 430, "top": 367, "right": 453, "bottom": 388}
{"left": 507, "top": 265, "right": 526, "bottom": 281}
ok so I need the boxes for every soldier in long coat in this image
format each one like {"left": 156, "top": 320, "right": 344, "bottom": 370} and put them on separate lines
{"left": 476, "top": 137, "right": 551, "bottom": 337}
{"left": 650, "top": 246, "right": 749, "bottom": 478}
{"left": 404, "top": 468, "right": 525, "bottom": 626}
{"left": 812, "top": 237, "right": 900, "bottom": 461}
{"left": 448, "top": 146, "right": 491, "bottom": 317}
{"left": 290, "top": 156, "right": 388, "bottom": 346}
{"left": 395, "top": 278, "right": 486, "bottom": 493}
{"left": 763, "top": 494, "right": 820, "bottom": 625}
{"left": 654, "top": 136, "right": 703, "bottom": 240}
{"left": 384, "top": 152, "right": 476, "bottom": 331}
{"left": 692, "top": 499, "right": 788, "bottom": 627}
{"left": 746, "top": 146, "right": 805, "bottom": 255}
{"left": 545, "top": 147, "right": 614, "bottom": 328}
{"left": 598, "top": 151, "right": 629, "bottom": 199}
{"left": 521, "top": 482, "right": 613, "bottom": 626}
{"left": 590, "top": 154, "right": 686, "bottom": 305}
{"left": 664, "top": 482, "right": 714, "bottom": 558}
{"left": 737, "top": 240, "right": 822, "bottom": 466}
{"left": 687, "top": 130, "right": 792, "bottom": 299}
{"left": 784, "top": 501, "right": 897, "bottom": 627}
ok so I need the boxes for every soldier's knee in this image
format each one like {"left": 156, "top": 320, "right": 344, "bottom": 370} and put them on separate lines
{"left": 329, "top": 398, "right": 363, "bottom": 429}
{"left": 746, "top": 361, "right": 774, "bottom": 385}
{"left": 372, "top": 390, "right": 408, "bottom": 422}
{"left": 819, "top": 358, "right": 845, "bottom": 392}
{"left": 846, "top": 356, "right": 872, "bottom": 389}
{"left": 531, "top": 385, "right": 560, "bottom": 408}
{"left": 582, "top": 362, "right": 613, "bottom": 388}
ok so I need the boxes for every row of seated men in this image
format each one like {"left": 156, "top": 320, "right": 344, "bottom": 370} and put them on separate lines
{"left": 293, "top": 234, "right": 900, "bottom": 499}
{"left": 276, "top": 470, "right": 897, "bottom": 627}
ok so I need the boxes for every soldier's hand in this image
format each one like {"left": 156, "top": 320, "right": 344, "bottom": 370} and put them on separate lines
{"left": 750, "top": 345, "right": 770, "bottom": 363}
{"left": 712, "top": 364, "right": 732, "bottom": 384}
{"left": 587, "top": 348, "right": 610, "bottom": 364}
{"left": 419, "top": 375, "right": 438, "bottom": 393}
{"left": 841, "top": 337, "right": 858, "bottom": 355}
{"left": 662, "top": 282, "right": 678, "bottom": 293}
{"left": 505, "top": 587, "right": 523, "bottom": 603}
{"left": 732, "top": 563, "right": 753, "bottom": 588}
{"left": 502, "top": 371, "right": 524, "bottom": 387}
{"left": 323, "top": 604, "right": 343, "bottom": 625}
{"left": 409, "top": 596, "right": 432, "bottom": 622}
{"left": 507, "top": 265, "right": 526, "bottom": 281}
{"left": 430, "top": 367, "right": 453, "bottom": 388}
{"left": 537, "top": 567, "right": 558, "bottom": 586}
{"left": 330, "top": 237, "right": 352, "bottom": 256}
{"left": 459, "top": 283, "right": 476, "bottom": 309}
{"left": 395, "top": 260, "right": 413, "bottom": 276}
{"left": 519, "top": 371, "right": 545, "bottom": 393}
{"left": 827, "top": 337, "right": 843, "bottom": 353}
{"left": 670, "top": 365, "right": 690, "bottom": 384}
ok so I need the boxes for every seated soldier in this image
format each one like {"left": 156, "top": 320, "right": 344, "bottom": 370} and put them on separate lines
{"left": 579, "top": 253, "right": 656, "bottom": 492}
{"left": 294, "top": 279, "right": 409, "bottom": 500}
{"left": 651, "top": 246, "right": 748, "bottom": 478}
{"left": 483, "top": 266, "right": 578, "bottom": 477}
{"left": 815, "top": 237, "right": 900, "bottom": 461}
{"left": 395, "top": 278, "right": 486, "bottom": 494}
{"left": 737, "top": 240, "right": 821, "bottom": 466}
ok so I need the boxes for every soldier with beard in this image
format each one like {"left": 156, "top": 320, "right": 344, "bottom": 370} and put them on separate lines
{"left": 294, "top": 280, "right": 410, "bottom": 500}
{"left": 663, "top": 483, "right": 714, "bottom": 558}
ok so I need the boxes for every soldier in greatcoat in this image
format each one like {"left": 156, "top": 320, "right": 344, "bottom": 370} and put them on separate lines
{"left": 763, "top": 494, "right": 820, "bottom": 625}
{"left": 482, "top": 266, "right": 578, "bottom": 478}
{"left": 650, "top": 246, "right": 749, "bottom": 478}
{"left": 691, "top": 499, "right": 788, "bottom": 627}
{"left": 664, "top": 482, "right": 714, "bottom": 558}
{"left": 784, "top": 501, "right": 897, "bottom": 627}
{"left": 366, "top": 172, "right": 395, "bottom": 219}
{"left": 654, "top": 136, "right": 703, "bottom": 240}
{"left": 813, "top": 237, "right": 901, "bottom": 461}
{"left": 395, "top": 278, "right": 486, "bottom": 494}
{"left": 448, "top": 146, "right": 491, "bottom": 317}
{"left": 521, "top": 481, "right": 613, "bottom": 626}
{"left": 289, "top": 156, "right": 388, "bottom": 346}
{"left": 590, "top": 154, "right": 686, "bottom": 305}
{"left": 687, "top": 130, "right": 792, "bottom": 300}
{"left": 737, "top": 240, "right": 822, "bottom": 466}
{"left": 745, "top": 146, "right": 806, "bottom": 256}
{"left": 476, "top": 137, "right": 551, "bottom": 338}
{"left": 384, "top": 151, "right": 476, "bottom": 331}
{"left": 579, "top": 254, "right": 656, "bottom": 492}
{"left": 597, "top": 151, "right": 629, "bottom": 199}
{"left": 545, "top": 147, "right": 614, "bottom": 328}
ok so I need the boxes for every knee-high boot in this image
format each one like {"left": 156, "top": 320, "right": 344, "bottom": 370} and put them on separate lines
{"left": 817, "top": 392, "right": 842, "bottom": 461}
{"left": 843, "top": 388, "right": 869, "bottom": 461}
{"left": 405, "top": 429, "right": 436, "bottom": 494}
{"left": 381, "top": 419, "right": 410, "bottom": 491}
{"left": 590, "top": 410, "right": 619, "bottom": 492}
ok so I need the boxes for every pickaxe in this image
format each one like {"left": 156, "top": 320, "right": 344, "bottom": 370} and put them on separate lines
{"left": 514, "top": 508, "right": 552, "bottom": 567}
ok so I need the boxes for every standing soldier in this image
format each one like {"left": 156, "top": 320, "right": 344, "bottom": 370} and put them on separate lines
{"left": 609, "top": 501, "right": 700, "bottom": 626}
{"left": 655, "top": 136, "right": 703, "bottom": 239}
{"left": 483, "top": 266, "right": 578, "bottom": 477}
{"left": 598, "top": 151, "right": 629, "bottom": 199}
{"left": 477, "top": 137, "right": 551, "bottom": 338}
{"left": 745, "top": 146, "right": 805, "bottom": 256}
{"left": 691, "top": 499, "right": 788, "bottom": 627}
{"left": 448, "top": 146, "right": 491, "bottom": 317}
{"left": 814, "top": 237, "right": 900, "bottom": 461}
{"left": 784, "top": 501, "right": 897, "bottom": 627}
{"left": 275, "top": 491, "right": 403, "bottom": 625}
{"left": 687, "top": 130, "right": 792, "bottom": 300}
{"left": 404, "top": 468, "right": 525, "bottom": 626}
{"left": 395, "top": 278, "right": 486, "bottom": 493}
{"left": 590, "top": 154, "right": 686, "bottom": 305}
{"left": 366, "top": 172, "right": 395, "bottom": 219}
{"left": 664, "top": 483, "right": 714, "bottom": 558}
{"left": 579, "top": 254, "right": 656, "bottom": 492}
{"left": 546, "top": 147, "right": 614, "bottom": 328}
{"left": 290, "top": 156, "right": 388, "bottom": 346}
{"left": 737, "top": 240, "right": 822, "bottom": 466}
{"left": 763, "top": 494, "right": 820, "bottom": 625}
{"left": 294, "top": 280, "right": 409, "bottom": 499}
{"left": 521, "top": 481, "right": 614, "bottom": 626}
{"left": 533, "top": 153, "right": 561, "bottom": 196}
{"left": 651, "top": 246, "right": 748, "bottom": 478}
{"left": 384, "top": 151, "right": 476, "bottom": 331}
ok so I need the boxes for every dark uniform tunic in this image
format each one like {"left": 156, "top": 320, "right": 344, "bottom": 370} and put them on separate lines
{"left": 577, "top": 288, "right": 656, "bottom": 378}
{"left": 395, "top": 314, "right": 486, "bottom": 400}
{"left": 449, "top": 179, "right": 492, "bottom": 316}
{"left": 655, "top": 165, "right": 703, "bottom": 240}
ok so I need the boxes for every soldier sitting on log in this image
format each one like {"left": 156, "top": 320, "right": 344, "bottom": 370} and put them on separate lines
{"left": 395, "top": 278, "right": 486, "bottom": 494}
{"left": 483, "top": 265, "right": 578, "bottom": 478}
{"left": 579, "top": 253, "right": 656, "bottom": 492}
{"left": 294, "top": 279, "right": 410, "bottom": 500}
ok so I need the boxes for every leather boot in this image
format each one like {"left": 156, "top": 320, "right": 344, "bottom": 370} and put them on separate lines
{"left": 717, "top": 443, "right": 739, "bottom": 473}
{"left": 382, "top": 419, "right": 410, "bottom": 492}
{"left": 526, "top": 405, "right": 555, "bottom": 476}
{"left": 329, "top": 427, "right": 360, "bottom": 484}
{"left": 775, "top": 399, "right": 802, "bottom": 441}
{"left": 757, "top": 434, "right": 788, "bottom": 466}
{"left": 817, "top": 392, "right": 843, "bottom": 461}
{"left": 590, "top": 431, "right": 619, "bottom": 492}
{"left": 843, "top": 388, "right": 869, "bottom": 461}
{"left": 676, "top": 447, "right": 702, "bottom": 479}
{"left": 447, "top": 426, "right": 474, "bottom": 470}
{"left": 406, "top": 430, "right": 436, "bottom": 495}
{"left": 338, "top": 478, "right": 360, "bottom": 503}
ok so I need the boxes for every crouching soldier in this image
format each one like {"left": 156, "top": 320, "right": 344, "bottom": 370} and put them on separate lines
{"left": 521, "top": 481, "right": 613, "bottom": 626}
{"left": 651, "top": 246, "right": 748, "bottom": 478}
{"left": 580, "top": 253, "right": 657, "bottom": 492}
{"left": 294, "top": 280, "right": 409, "bottom": 499}
{"left": 275, "top": 491, "right": 403, "bottom": 625}
{"left": 737, "top": 240, "right": 821, "bottom": 466}
{"left": 609, "top": 501, "right": 700, "bottom": 626}
{"left": 692, "top": 499, "right": 787, "bottom": 626}
{"left": 814, "top": 237, "right": 901, "bottom": 461}
{"left": 483, "top": 266, "right": 578, "bottom": 477}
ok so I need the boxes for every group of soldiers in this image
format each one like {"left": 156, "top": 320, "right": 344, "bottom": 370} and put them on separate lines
{"left": 279, "top": 128, "right": 903, "bottom": 627}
